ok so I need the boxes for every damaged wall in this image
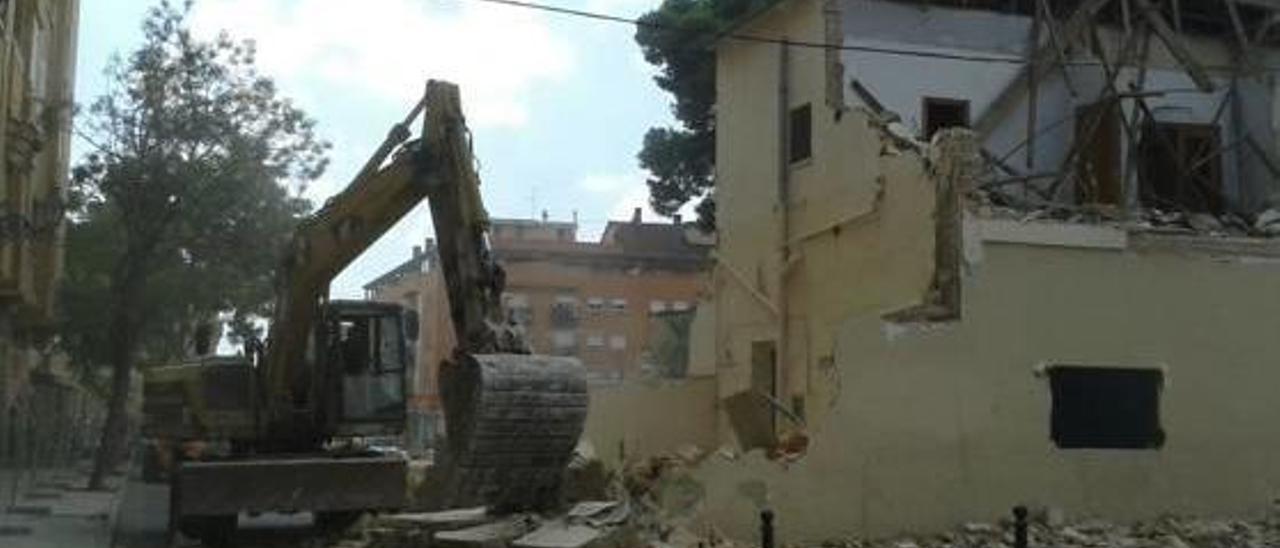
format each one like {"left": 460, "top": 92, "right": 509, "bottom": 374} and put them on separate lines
{"left": 839, "top": 0, "right": 1280, "bottom": 213}
{"left": 714, "top": 0, "right": 939, "bottom": 444}
{"left": 703, "top": 0, "right": 1280, "bottom": 541}
{"left": 691, "top": 231, "right": 1280, "bottom": 542}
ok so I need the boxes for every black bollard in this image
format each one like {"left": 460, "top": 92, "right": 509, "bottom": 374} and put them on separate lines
{"left": 760, "top": 508, "right": 775, "bottom": 548}
{"left": 1012, "top": 505, "right": 1029, "bottom": 548}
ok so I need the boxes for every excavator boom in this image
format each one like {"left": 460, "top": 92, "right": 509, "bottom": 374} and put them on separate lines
{"left": 263, "top": 80, "right": 588, "bottom": 507}
{"left": 261, "top": 94, "right": 431, "bottom": 439}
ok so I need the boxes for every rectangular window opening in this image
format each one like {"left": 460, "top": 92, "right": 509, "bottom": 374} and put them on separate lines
{"left": 922, "top": 97, "right": 970, "bottom": 140}
{"left": 1048, "top": 365, "right": 1164, "bottom": 450}
{"left": 1138, "top": 121, "right": 1223, "bottom": 213}
{"left": 789, "top": 103, "right": 812, "bottom": 164}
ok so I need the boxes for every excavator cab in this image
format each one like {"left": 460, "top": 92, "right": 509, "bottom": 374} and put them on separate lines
{"left": 320, "top": 300, "right": 415, "bottom": 435}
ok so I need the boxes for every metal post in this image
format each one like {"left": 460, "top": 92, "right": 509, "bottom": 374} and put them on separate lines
{"left": 6, "top": 406, "right": 16, "bottom": 511}
{"left": 760, "top": 509, "right": 775, "bottom": 548}
{"left": 1013, "top": 505, "right": 1029, "bottom": 548}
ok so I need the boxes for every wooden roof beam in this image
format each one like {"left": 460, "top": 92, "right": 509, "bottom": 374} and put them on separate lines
{"left": 1132, "top": 0, "right": 1216, "bottom": 91}
{"left": 1230, "top": 0, "right": 1280, "bottom": 10}
{"left": 973, "top": 0, "right": 1114, "bottom": 136}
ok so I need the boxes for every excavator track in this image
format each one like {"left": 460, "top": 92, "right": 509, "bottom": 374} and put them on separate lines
{"left": 439, "top": 353, "right": 589, "bottom": 511}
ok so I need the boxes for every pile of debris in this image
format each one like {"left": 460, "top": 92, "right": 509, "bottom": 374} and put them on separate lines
{"left": 970, "top": 184, "right": 1280, "bottom": 240}
{"left": 326, "top": 500, "right": 633, "bottom": 548}
{"left": 808, "top": 513, "right": 1280, "bottom": 548}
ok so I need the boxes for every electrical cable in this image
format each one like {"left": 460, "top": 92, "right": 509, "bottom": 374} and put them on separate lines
{"left": 467, "top": 0, "right": 1031, "bottom": 64}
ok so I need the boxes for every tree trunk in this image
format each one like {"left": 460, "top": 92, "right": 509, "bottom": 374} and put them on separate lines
{"left": 87, "top": 267, "right": 145, "bottom": 491}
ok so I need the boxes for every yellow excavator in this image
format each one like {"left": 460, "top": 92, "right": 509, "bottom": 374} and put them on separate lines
{"left": 141, "top": 80, "right": 588, "bottom": 545}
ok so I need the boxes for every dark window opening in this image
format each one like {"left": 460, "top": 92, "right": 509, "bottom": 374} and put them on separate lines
{"left": 1048, "top": 366, "right": 1164, "bottom": 450}
{"left": 749, "top": 340, "right": 778, "bottom": 440}
{"left": 1139, "top": 122, "right": 1223, "bottom": 213}
{"left": 789, "top": 104, "right": 812, "bottom": 164}
{"left": 922, "top": 97, "right": 970, "bottom": 140}
{"left": 1074, "top": 100, "right": 1122, "bottom": 205}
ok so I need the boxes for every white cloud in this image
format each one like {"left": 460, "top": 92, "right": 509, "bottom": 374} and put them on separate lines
{"left": 607, "top": 182, "right": 696, "bottom": 225}
{"left": 578, "top": 171, "right": 642, "bottom": 194}
{"left": 190, "top": 0, "right": 575, "bottom": 128}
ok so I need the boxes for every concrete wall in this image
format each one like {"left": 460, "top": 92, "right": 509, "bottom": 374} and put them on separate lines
{"left": 582, "top": 377, "right": 718, "bottom": 467}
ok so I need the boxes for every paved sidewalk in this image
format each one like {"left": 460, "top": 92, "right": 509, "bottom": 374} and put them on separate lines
{"left": 0, "top": 466, "right": 123, "bottom": 548}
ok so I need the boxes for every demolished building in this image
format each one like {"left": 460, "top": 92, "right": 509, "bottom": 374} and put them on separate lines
{"left": 690, "top": 0, "right": 1280, "bottom": 542}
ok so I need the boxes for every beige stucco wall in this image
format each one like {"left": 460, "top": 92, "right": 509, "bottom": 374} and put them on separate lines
{"left": 692, "top": 235, "right": 1280, "bottom": 541}
{"left": 705, "top": 0, "right": 1280, "bottom": 540}
{"left": 582, "top": 377, "right": 718, "bottom": 467}
{"left": 714, "top": 0, "right": 935, "bottom": 438}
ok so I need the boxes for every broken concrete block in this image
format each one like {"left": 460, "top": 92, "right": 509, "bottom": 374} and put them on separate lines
{"left": 433, "top": 514, "right": 539, "bottom": 548}
{"left": 563, "top": 441, "right": 609, "bottom": 502}
{"left": 513, "top": 523, "right": 604, "bottom": 548}
{"left": 673, "top": 444, "right": 705, "bottom": 465}
{"left": 567, "top": 501, "right": 618, "bottom": 520}
{"left": 1256, "top": 208, "right": 1280, "bottom": 234}
{"left": 377, "top": 507, "right": 491, "bottom": 534}
{"left": 961, "top": 522, "right": 996, "bottom": 534}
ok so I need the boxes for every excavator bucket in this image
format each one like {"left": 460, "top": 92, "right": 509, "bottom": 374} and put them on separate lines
{"left": 438, "top": 353, "right": 588, "bottom": 511}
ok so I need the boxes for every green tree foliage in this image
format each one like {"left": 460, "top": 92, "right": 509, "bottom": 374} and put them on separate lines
{"left": 62, "top": 0, "right": 328, "bottom": 489}
{"left": 635, "top": 0, "right": 770, "bottom": 230}
{"left": 644, "top": 311, "right": 694, "bottom": 378}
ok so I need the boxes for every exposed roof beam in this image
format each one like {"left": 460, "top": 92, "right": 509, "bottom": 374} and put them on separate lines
{"left": 1254, "top": 12, "right": 1280, "bottom": 42}
{"left": 1225, "top": 0, "right": 1252, "bottom": 52}
{"left": 1231, "top": 0, "right": 1280, "bottom": 10}
{"left": 974, "top": 0, "right": 1114, "bottom": 136}
{"left": 1132, "top": 0, "right": 1216, "bottom": 91}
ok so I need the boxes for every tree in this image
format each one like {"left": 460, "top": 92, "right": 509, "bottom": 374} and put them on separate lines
{"left": 635, "top": 0, "right": 769, "bottom": 230}
{"left": 63, "top": 0, "right": 328, "bottom": 490}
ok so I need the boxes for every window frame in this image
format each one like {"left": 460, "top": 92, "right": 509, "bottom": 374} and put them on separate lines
{"left": 921, "top": 96, "right": 971, "bottom": 140}
{"left": 788, "top": 103, "right": 812, "bottom": 164}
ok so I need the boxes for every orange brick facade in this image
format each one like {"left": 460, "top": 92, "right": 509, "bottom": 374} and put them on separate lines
{"left": 365, "top": 213, "right": 711, "bottom": 447}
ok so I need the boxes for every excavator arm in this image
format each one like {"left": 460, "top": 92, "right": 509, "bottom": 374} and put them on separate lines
{"left": 260, "top": 80, "right": 587, "bottom": 509}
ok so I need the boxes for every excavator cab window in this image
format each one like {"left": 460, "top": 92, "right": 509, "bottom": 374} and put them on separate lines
{"left": 335, "top": 311, "right": 407, "bottom": 423}
{"left": 338, "top": 320, "right": 371, "bottom": 375}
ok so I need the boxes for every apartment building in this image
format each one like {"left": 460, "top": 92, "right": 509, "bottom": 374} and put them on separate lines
{"left": 0, "top": 0, "right": 80, "bottom": 425}
{"left": 364, "top": 210, "right": 711, "bottom": 449}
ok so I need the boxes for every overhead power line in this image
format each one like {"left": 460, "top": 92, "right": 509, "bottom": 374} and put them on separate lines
{"left": 469, "top": 0, "right": 1280, "bottom": 73}
{"left": 467, "top": 0, "right": 1031, "bottom": 64}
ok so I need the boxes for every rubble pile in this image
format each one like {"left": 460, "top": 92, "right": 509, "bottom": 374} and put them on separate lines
{"left": 313, "top": 501, "right": 632, "bottom": 548}
{"left": 808, "top": 514, "right": 1280, "bottom": 548}
{"left": 970, "top": 185, "right": 1280, "bottom": 240}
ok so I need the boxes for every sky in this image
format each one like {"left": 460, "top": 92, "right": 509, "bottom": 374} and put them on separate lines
{"left": 73, "top": 0, "right": 694, "bottom": 299}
